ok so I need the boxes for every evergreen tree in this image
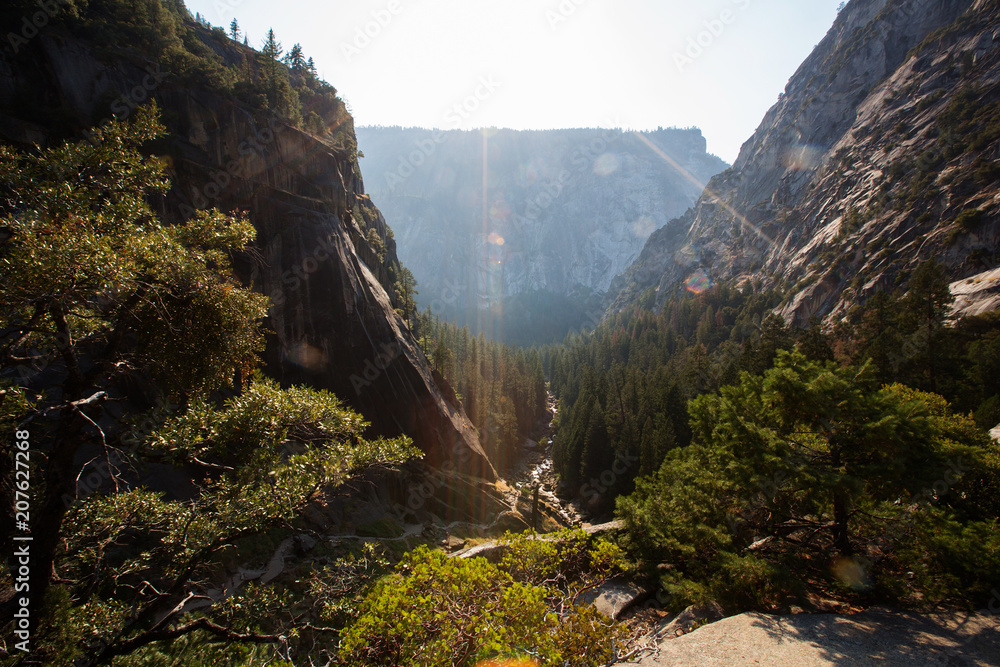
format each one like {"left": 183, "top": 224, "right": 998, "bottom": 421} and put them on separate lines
{"left": 229, "top": 17, "right": 240, "bottom": 41}
{"left": 256, "top": 28, "right": 300, "bottom": 123}
{"left": 847, "top": 290, "right": 903, "bottom": 384}
{"left": 0, "top": 107, "right": 419, "bottom": 663}
{"left": 262, "top": 27, "right": 283, "bottom": 62}
{"left": 619, "top": 351, "right": 999, "bottom": 607}
{"left": 897, "top": 260, "right": 955, "bottom": 393}
{"left": 287, "top": 43, "right": 306, "bottom": 71}
{"left": 797, "top": 315, "right": 835, "bottom": 363}
{"left": 395, "top": 266, "right": 419, "bottom": 330}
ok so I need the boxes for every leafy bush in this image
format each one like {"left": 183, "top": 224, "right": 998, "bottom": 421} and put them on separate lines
{"left": 339, "top": 532, "right": 628, "bottom": 666}
{"left": 954, "top": 208, "right": 984, "bottom": 231}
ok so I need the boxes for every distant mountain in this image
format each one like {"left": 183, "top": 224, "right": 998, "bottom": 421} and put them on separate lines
{"left": 357, "top": 126, "right": 727, "bottom": 343}
{"left": 610, "top": 0, "right": 999, "bottom": 325}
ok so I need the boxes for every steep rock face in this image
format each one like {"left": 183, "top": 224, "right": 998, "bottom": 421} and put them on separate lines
{"left": 356, "top": 127, "right": 727, "bottom": 318}
{"left": 0, "top": 31, "right": 494, "bottom": 478}
{"left": 611, "top": 0, "right": 999, "bottom": 325}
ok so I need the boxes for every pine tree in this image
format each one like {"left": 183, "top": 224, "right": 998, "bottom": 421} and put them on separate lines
{"left": 898, "top": 260, "right": 954, "bottom": 393}
{"left": 798, "top": 315, "right": 835, "bottom": 363}
{"left": 262, "top": 28, "right": 283, "bottom": 63}
{"left": 256, "top": 28, "right": 300, "bottom": 123}
{"left": 229, "top": 17, "right": 240, "bottom": 41}
{"left": 287, "top": 43, "right": 306, "bottom": 71}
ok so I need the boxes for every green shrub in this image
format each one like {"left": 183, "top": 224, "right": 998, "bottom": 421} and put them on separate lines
{"left": 896, "top": 512, "right": 1000, "bottom": 606}
{"left": 975, "top": 395, "right": 1000, "bottom": 430}
{"left": 955, "top": 208, "right": 984, "bottom": 231}
{"left": 339, "top": 542, "right": 626, "bottom": 666}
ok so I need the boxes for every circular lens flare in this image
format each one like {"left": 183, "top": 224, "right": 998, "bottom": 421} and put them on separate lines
{"left": 685, "top": 268, "right": 713, "bottom": 294}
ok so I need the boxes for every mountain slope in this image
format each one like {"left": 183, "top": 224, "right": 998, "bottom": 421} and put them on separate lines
{"left": 610, "top": 0, "right": 999, "bottom": 325}
{"left": 0, "top": 18, "right": 494, "bottom": 477}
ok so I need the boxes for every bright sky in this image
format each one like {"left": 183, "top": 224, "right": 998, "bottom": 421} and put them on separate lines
{"left": 183, "top": 0, "right": 844, "bottom": 163}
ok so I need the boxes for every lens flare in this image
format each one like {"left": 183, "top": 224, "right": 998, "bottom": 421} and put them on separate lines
{"left": 593, "top": 152, "right": 620, "bottom": 176}
{"left": 685, "top": 268, "right": 713, "bottom": 294}
{"left": 489, "top": 200, "right": 511, "bottom": 220}
{"left": 283, "top": 342, "right": 328, "bottom": 370}
{"left": 488, "top": 232, "right": 505, "bottom": 246}
{"left": 783, "top": 144, "right": 823, "bottom": 171}
{"left": 832, "top": 557, "right": 872, "bottom": 591}
{"left": 631, "top": 216, "right": 656, "bottom": 238}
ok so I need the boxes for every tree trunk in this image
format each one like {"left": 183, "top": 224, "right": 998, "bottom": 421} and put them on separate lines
{"left": 832, "top": 491, "right": 852, "bottom": 556}
{"left": 830, "top": 443, "right": 852, "bottom": 556}
{"left": 27, "top": 411, "right": 84, "bottom": 638}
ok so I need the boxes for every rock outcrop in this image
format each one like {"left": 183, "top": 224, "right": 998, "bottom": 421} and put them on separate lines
{"left": 611, "top": 0, "right": 1000, "bottom": 325}
{"left": 356, "top": 126, "right": 727, "bottom": 323}
{"left": 0, "top": 29, "right": 494, "bottom": 478}
{"left": 630, "top": 608, "right": 1000, "bottom": 666}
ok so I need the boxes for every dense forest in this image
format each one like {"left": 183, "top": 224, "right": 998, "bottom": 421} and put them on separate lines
{"left": 548, "top": 264, "right": 1000, "bottom": 610}
{"left": 417, "top": 313, "right": 548, "bottom": 471}
{"left": 0, "top": 6, "right": 624, "bottom": 664}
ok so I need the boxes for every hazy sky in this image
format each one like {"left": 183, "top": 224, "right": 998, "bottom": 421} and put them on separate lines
{"left": 182, "top": 0, "right": 844, "bottom": 163}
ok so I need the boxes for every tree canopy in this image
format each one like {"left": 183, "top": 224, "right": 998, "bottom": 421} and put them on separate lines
{"left": 0, "top": 106, "right": 420, "bottom": 665}
{"left": 618, "top": 351, "right": 1000, "bottom": 610}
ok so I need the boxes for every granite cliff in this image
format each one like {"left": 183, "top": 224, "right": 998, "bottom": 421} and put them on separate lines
{"left": 610, "top": 0, "right": 1000, "bottom": 325}
{"left": 0, "top": 25, "right": 494, "bottom": 478}
{"left": 356, "top": 126, "right": 727, "bottom": 337}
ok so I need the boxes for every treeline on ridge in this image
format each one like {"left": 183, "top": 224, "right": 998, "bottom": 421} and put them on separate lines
{"left": 2, "top": 0, "right": 352, "bottom": 147}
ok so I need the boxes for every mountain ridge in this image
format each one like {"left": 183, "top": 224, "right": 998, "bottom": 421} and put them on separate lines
{"left": 356, "top": 125, "right": 727, "bottom": 339}
{"left": 609, "top": 0, "right": 999, "bottom": 326}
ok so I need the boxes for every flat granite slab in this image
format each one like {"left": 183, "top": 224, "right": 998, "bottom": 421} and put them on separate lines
{"left": 630, "top": 608, "right": 1000, "bottom": 666}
